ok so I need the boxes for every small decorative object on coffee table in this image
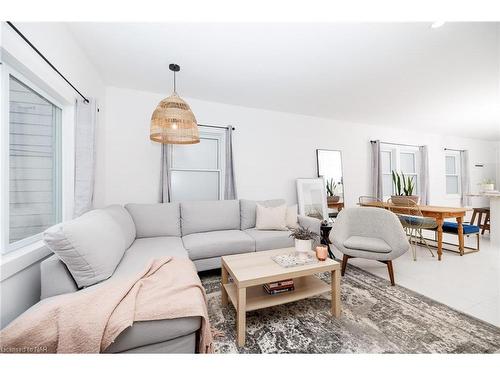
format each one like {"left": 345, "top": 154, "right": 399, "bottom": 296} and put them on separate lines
{"left": 272, "top": 252, "right": 318, "bottom": 267}
{"left": 289, "top": 226, "right": 319, "bottom": 254}
{"left": 315, "top": 245, "right": 328, "bottom": 261}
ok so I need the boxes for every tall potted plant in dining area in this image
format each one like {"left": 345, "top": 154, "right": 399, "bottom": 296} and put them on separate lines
{"left": 326, "top": 178, "right": 340, "bottom": 203}
{"left": 391, "top": 170, "right": 419, "bottom": 205}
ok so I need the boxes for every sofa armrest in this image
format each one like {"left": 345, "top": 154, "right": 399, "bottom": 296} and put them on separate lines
{"left": 40, "top": 255, "right": 78, "bottom": 299}
{"left": 297, "top": 215, "right": 322, "bottom": 246}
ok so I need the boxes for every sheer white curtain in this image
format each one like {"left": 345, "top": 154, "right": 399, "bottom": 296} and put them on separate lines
{"left": 159, "top": 144, "right": 172, "bottom": 203}
{"left": 73, "top": 98, "right": 98, "bottom": 218}
{"left": 370, "top": 140, "right": 383, "bottom": 200}
{"left": 224, "top": 126, "right": 237, "bottom": 200}
{"left": 460, "top": 150, "right": 471, "bottom": 206}
{"left": 419, "top": 146, "right": 430, "bottom": 205}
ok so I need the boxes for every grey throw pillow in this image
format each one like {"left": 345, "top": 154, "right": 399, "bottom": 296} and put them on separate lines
{"left": 43, "top": 208, "right": 129, "bottom": 288}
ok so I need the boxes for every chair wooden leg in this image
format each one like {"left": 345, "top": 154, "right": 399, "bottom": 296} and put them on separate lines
{"left": 379, "top": 260, "right": 395, "bottom": 286}
{"left": 471, "top": 209, "right": 477, "bottom": 226}
{"left": 341, "top": 254, "right": 351, "bottom": 276}
{"left": 482, "top": 212, "right": 490, "bottom": 235}
{"left": 386, "top": 260, "right": 395, "bottom": 286}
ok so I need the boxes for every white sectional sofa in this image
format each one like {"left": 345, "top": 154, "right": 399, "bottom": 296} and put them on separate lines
{"left": 40, "top": 199, "right": 320, "bottom": 353}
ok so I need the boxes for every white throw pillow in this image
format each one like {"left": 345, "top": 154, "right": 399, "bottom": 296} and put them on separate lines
{"left": 286, "top": 204, "right": 299, "bottom": 229}
{"left": 256, "top": 203, "right": 288, "bottom": 230}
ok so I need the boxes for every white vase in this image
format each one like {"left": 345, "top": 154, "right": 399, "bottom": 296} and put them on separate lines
{"left": 295, "top": 239, "right": 312, "bottom": 253}
{"left": 481, "top": 183, "right": 495, "bottom": 192}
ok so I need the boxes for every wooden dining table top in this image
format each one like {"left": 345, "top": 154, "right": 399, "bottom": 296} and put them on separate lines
{"left": 360, "top": 201, "right": 470, "bottom": 214}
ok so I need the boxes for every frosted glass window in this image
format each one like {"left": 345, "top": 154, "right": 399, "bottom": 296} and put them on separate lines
{"left": 381, "top": 151, "right": 392, "bottom": 174}
{"left": 7, "top": 75, "right": 62, "bottom": 248}
{"left": 170, "top": 171, "right": 220, "bottom": 201}
{"left": 445, "top": 153, "right": 460, "bottom": 195}
{"left": 445, "top": 156, "right": 456, "bottom": 175}
{"left": 169, "top": 130, "right": 225, "bottom": 202}
{"left": 172, "top": 138, "right": 218, "bottom": 170}
{"left": 400, "top": 152, "right": 415, "bottom": 173}
{"left": 446, "top": 176, "right": 459, "bottom": 194}
{"left": 382, "top": 175, "right": 393, "bottom": 195}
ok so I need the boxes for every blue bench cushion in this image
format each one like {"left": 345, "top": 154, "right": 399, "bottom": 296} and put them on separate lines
{"left": 442, "top": 222, "right": 480, "bottom": 234}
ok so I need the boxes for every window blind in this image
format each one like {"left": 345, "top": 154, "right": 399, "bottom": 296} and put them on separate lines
{"left": 8, "top": 75, "right": 61, "bottom": 244}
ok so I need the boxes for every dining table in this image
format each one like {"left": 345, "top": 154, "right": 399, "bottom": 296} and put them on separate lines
{"left": 359, "top": 201, "right": 470, "bottom": 260}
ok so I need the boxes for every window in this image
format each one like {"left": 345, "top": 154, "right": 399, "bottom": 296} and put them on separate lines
{"left": 381, "top": 150, "right": 393, "bottom": 195}
{"left": 445, "top": 152, "right": 461, "bottom": 195}
{"left": 380, "top": 145, "right": 420, "bottom": 198}
{"left": 169, "top": 129, "right": 226, "bottom": 201}
{"left": 1, "top": 70, "right": 62, "bottom": 253}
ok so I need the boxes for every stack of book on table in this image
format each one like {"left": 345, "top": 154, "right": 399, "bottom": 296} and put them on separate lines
{"left": 263, "top": 279, "right": 295, "bottom": 295}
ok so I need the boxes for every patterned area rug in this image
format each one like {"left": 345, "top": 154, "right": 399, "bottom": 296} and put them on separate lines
{"left": 200, "top": 266, "right": 500, "bottom": 353}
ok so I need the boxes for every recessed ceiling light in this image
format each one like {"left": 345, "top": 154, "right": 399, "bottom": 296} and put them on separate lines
{"left": 431, "top": 21, "right": 445, "bottom": 29}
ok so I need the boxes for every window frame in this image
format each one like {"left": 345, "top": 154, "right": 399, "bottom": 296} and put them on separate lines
{"left": 168, "top": 128, "right": 226, "bottom": 201}
{"left": 445, "top": 151, "right": 461, "bottom": 197}
{"left": 1, "top": 63, "right": 64, "bottom": 254}
{"left": 380, "top": 144, "right": 420, "bottom": 200}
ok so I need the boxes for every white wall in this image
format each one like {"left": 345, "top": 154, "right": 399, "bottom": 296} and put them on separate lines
{"left": 0, "top": 22, "right": 105, "bottom": 328}
{"left": 96, "top": 86, "right": 499, "bottom": 214}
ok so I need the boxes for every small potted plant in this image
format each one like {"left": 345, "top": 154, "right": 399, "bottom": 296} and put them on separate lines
{"left": 289, "top": 226, "right": 319, "bottom": 254}
{"left": 391, "top": 170, "right": 419, "bottom": 205}
{"left": 480, "top": 178, "right": 495, "bottom": 192}
{"left": 326, "top": 178, "right": 340, "bottom": 203}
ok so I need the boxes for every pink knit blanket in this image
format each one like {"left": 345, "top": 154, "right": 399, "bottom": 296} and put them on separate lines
{"left": 0, "top": 257, "right": 213, "bottom": 353}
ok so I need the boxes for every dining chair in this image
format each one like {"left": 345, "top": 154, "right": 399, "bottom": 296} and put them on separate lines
{"left": 387, "top": 198, "right": 437, "bottom": 261}
{"left": 358, "top": 196, "right": 383, "bottom": 205}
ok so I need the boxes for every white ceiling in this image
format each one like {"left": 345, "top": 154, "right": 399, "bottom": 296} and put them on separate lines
{"left": 66, "top": 22, "right": 500, "bottom": 140}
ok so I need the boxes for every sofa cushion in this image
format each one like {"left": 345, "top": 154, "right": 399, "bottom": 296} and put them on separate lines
{"left": 180, "top": 200, "right": 240, "bottom": 236}
{"left": 104, "top": 205, "right": 136, "bottom": 249}
{"left": 286, "top": 204, "right": 299, "bottom": 229}
{"left": 43, "top": 208, "right": 128, "bottom": 288}
{"left": 343, "top": 235, "right": 392, "bottom": 253}
{"left": 113, "top": 237, "right": 188, "bottom": 278}
{"left": 105, "top": 316, "right": 201, "bottom": 353}
{"left": 255, "top": 203, "right": 287, "bottom": 230}
{"left": 125, "top": 203, "right": 181, "bottom": 238}
{"left": 182, "top": 230, "right": 255, "bottom": 260}
{"left": 244, "top": 228, "right": 294, "bottom": 251}
{"left": 240, "top": 199, "right": 286, "bottom": 230}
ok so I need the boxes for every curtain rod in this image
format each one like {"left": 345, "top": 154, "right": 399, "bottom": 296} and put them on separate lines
{"left": 6, "top": 21, "right": 90, "bottom": 104}
{"left": 370, "top": 140, "right": 421, "bottom": 148}
{"left": 198, "top": 124, "right": 235, "bottom": 131}
{"left": 444, "top": 148, "right": 465, "bottom": 152}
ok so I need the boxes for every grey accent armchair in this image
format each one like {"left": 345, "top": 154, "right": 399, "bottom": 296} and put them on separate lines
{"left": 330, "top": 207, "right": 410, "bottom": 285}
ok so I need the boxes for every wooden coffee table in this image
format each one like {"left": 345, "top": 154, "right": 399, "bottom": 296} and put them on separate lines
{"left": 221, "top": 247, "right": 341, "bottom": 347}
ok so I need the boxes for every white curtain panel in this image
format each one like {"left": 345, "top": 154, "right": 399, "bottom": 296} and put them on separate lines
{"left": 371, "top": 140, "right": 383, "bottom": 200}
{"left": 73, "top": 98, "right": 98, "bottom": 218}
{"left": 224, "top": 126, "right": 237, "bottom": 200}
{"left": 159, "top": 144, "right": 172, "bottom": 203}
{"left": 460, "top": 150, "right": 471, "bottom": 206}
{"left": 419, "top": 145, "right": 430, "bottom": 205}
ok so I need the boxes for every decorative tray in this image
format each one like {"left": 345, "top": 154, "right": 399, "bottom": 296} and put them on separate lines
{"left": 271, "top": 252, "right": 319, "bottom": 268}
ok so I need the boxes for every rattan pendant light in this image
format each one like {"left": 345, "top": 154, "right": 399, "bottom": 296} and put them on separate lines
{"left": 150, "top": 64, "right": 199, "bottom": 144}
